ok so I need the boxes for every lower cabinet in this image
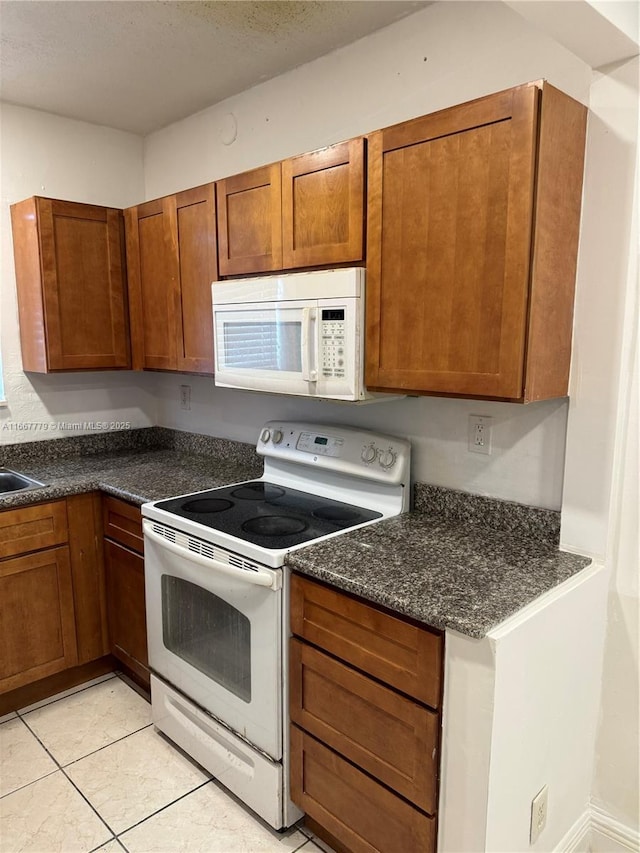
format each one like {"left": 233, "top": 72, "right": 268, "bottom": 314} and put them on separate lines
{"left": 103, "top": 496, "right": 149, "bottom": 689}
{"left": 0, "top": 495, "right": 107, "bottom": 697}
{"left": 0, "top": 546, "right": 78, "bottom": 693}
{"left": 289, "top": 573, "right": 444, "bottom": 853}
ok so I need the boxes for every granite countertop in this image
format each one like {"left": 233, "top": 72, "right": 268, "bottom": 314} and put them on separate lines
{"left": 1, "top": 428, "right": 591, "bottom": 639}
{"left": 285, "top": 484, "right": 592, "bottom": 638}
{"left": 0, "top": 427, "right": 263, "bottom": 509}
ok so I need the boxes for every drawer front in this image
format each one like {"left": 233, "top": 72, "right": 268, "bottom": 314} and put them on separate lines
{"left": 0, "top": 501, "right": 68, "bottom": 559}
{"left": 290, "top": 573, "right": 443, "bottom": 708}
{"left": 290, "top": 639, "right": 438, "bottom": 813}
{"left": 102, "top": 496, "right": 143, "bottom": 553}
{"left": 291, "top": 725, "right": 436, "bottom": 853}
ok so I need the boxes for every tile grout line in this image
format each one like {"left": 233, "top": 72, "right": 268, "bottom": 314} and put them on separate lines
{"left": 15, "top": 673, "right": 117, "bottom": 717}
{"left": 18, "top": 700, "right": 154, "bottom": 771}
{"left": 59, "top": 763, "right": 119, "bottom": 844}
{"left": 60, "top": 722, "right": 155, "bottom": 769}
{"left": 111, "top": 777, "right": 214, "bottom": 842}
{"left": 0, "top": 715, "right": 63, "bottom": 801}
{"left": 1, "top": 715, "right": 117, "bottom": 846}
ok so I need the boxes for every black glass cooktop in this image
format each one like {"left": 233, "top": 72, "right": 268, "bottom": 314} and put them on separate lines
{"left": 155, "top": 481, "right": 382, "bottom": 550}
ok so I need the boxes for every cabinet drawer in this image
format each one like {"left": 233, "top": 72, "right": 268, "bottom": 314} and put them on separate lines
{"left": 290, "top": 639, "right": 438, "bottom": 813}
{"left": 291, "top": 726, "right": 436, "bottom": 853}
{"left": 103, "top": 496, "right": 143, "bottom": 553}
{"left": 0, "top": 501, "right": 68, "bottom": 559}
{"left": 290, "top": 574, "right": 443, "bottom": 708}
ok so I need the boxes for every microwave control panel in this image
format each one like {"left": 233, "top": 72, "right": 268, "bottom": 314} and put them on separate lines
{"left": 320, "top": 309, "right": 346, "bottom": 379}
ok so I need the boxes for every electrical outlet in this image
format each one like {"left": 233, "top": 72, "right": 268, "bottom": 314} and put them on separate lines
{"left": 180, "top": 384, "right": 191, "bottom": 411}
{"left": 530, "top": 785, "right": 548, "bottom": 844}
{"left": 468, "top": 415, "right": 492, "bottom": 455}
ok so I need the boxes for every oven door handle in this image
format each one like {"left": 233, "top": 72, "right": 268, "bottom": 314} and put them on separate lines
{"left": 143, "top": 522, "right": 281, "bottom": 590}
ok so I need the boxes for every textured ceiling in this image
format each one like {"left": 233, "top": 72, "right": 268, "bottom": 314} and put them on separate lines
{"left": 0, "top": 0, "right": 431, "bottom": 135}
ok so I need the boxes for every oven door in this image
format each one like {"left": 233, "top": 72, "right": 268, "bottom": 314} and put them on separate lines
{"left": 213, "top": 301, "right": 320, "bottom": 396}
{"left": 143, "top": 520, "right": 282, "bottom": 760}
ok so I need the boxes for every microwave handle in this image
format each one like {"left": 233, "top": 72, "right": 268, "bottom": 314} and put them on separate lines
{"left": 301, "top": 307, "right": 318, "bottom": 382}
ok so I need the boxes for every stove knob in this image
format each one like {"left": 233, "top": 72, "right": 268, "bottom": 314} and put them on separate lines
{"left": 260, "top": 428, "right": 271, "bottom": 444}
{"left": 272, "top": 429, "right": 284, "bottom": 445}
{"left": 361, "top": 444, "right": 377, "bottom": 464}
{"left": 379, "top": 449, "right": 397, "bottom": 470}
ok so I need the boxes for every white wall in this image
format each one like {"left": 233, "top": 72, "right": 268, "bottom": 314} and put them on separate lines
{"left": 560, "top": 54, "right": 640, "bottom": 841}
{"left": 0, "top": 103, "right": 156, "bottom": 443}
{"left": 440, "top": 564, "right": 608, "bottom": 853}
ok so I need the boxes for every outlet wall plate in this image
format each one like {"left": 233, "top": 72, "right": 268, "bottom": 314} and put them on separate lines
{"left": 468, "top": 414, "right": 492, "bottom": 455}
{"left": 180, "top": 384, "right": 191, "bottom": 411}
{"left": 530, "top": 784, "right": 548, "bottom": 843}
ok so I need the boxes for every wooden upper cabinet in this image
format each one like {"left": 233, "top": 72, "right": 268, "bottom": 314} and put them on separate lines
{"left": 10, "top": 197, "right": 130, "bottom": 372}
{"left": 216, "top": 139, "right": 365, "bottom": 276}
{"left": 282, "top": 138, "right": 365, "bottom": 269}
{"left": 126, "top": 183, "right": 216, "bottom": 374}
{"left": 365, "top": 81, "right": 587, "bottom": 402}
{"left": 216, "top": 164, "right": 282, "bottom": 275}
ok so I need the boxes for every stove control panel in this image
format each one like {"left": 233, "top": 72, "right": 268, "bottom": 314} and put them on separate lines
{"left": 256, "top": 421, "right": 410, "bottom": 486}
{"left": 297, "top": 431, "right": 345, "bottom": 458}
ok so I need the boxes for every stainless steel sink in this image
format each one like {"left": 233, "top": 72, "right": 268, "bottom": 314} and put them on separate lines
{"left": 0, "top": 468, "right": 46, "bottom": 494}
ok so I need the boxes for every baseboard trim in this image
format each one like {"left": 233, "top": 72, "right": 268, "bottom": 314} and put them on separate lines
{"left": 591, "top": 803, "right": 640, "bottom": 853}
{"left": 555, "top": 810, "right": 591, "bottom": 852}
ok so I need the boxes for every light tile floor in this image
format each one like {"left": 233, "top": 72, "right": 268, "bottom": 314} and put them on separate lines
{"left": 0, "top": 674, "right": 331, "bottom": 853}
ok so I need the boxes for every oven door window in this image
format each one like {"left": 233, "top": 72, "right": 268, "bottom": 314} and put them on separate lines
{"left": 161, "top": 575, "right": 251, "bottom": 702}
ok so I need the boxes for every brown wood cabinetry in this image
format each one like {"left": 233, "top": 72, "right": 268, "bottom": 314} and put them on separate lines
{"left": 0, "top": 546, "right": 78, "bottom": 693}
{"left": 216, "top": 164, "right": 282, "bottom": 275}
{"left": 216, "top": 139, "right": 365, "bottom": 276}
{"left": 126, "top": 183, "right": 216, "bottom": 374}
{"left": 67, "top": 493, "right": 109, "bottom": 665}
{"left": 10, "top": 197, "right": 130, "bottom": 372}
{"left": 290, "top": 573, "right": 443, "bottom": 853}
{"left": 0, "top": 495, "right": 106, "bottom": 696}
{"left": 365, "top": 81, "right": 587, "bottom": 402}
{"left": 102, "top": 497, "right": 149, "bottom": 689}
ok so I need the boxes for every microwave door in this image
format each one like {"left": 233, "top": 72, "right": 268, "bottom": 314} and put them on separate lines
{"left": 214, "top": 303, "right": 319, "bottom": 396}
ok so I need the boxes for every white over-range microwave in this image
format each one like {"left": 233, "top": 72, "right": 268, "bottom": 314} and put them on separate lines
{"left": 212, "top": 267, "right": 372, "bottom": 401}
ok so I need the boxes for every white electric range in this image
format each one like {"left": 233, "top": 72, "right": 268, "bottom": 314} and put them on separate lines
{"left": 141, "top": 421, "right": 411, "bottom": 829}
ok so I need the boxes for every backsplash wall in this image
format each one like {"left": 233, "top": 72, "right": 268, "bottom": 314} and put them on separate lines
{"left": 151, "top": 375, "right": 569, "bottom": 511}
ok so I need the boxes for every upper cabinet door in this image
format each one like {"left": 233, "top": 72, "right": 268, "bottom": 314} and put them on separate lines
{"left": 126, "top": 199, "right": 178, "bottom": 371}
{"left": 126, "top": 184, "right": 216, "bottom": 374}
{"left": 281, "top": 138, "right": 365, "bottom": 270}
{"left": 10, "top": 198, "right": 130, "bottom": 372}
{"left": 365, "top": 82, "right": 586, "bottom": 402}
{"left": 216, "top": 164, "right": 282, "bottom": 275}
{"left": 173, "top": 184, "right": 217, "bottom": 374}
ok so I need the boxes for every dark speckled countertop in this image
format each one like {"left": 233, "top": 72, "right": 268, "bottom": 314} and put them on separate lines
{"left": 0, "top": 427, "right": 262, "bottom": 509}
{"left": 285, "top": 484, "right": 591, "bottom": 638}
{"left": 1, "top": 429, "right": 591, "bottom": 638}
